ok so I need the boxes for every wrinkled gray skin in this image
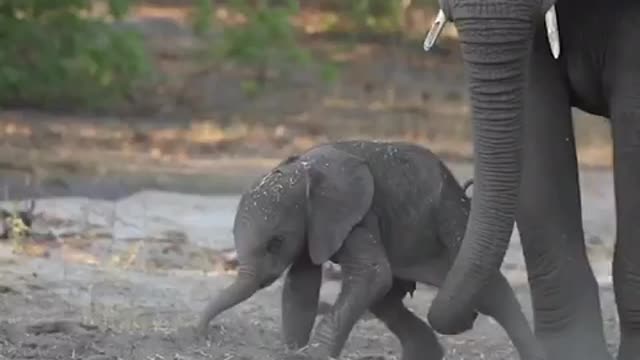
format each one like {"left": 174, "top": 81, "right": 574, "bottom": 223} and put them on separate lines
{"left": 197, "top": 140, "right": 544, "bottom": 360}
{"left": 425, "top": 1, "right": 640, "bottom": 360}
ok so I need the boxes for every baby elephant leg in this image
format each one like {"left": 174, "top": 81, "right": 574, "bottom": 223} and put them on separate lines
{"left": 370, "top": 279, "right": 444, "bottom": 360}
{"left": 304, "top": 215, "right": 393, "bottom": 359}
{"left": 476, "top": 273, "right": 546, "bottom": 360}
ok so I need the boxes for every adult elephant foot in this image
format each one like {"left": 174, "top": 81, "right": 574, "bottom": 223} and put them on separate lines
{"left": 535, "top": 316, "right": 613, "bottom": 360}
{"left": 611, "top": 100, "right": 640, "bottom": 360}
{"left": 526, "top": 265, "right": 611, "bottom": 360}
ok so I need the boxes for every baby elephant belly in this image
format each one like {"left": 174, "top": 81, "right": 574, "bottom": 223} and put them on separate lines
{"left": 392, "top": 256, "right": 449, "bottom": 288}
{"left": 385, "top": 228, "right": 442, "bottom": 264}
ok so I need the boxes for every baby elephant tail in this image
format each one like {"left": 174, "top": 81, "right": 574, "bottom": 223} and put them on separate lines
{"left": 462, "top": 178, "right": 474, "bottom": 197}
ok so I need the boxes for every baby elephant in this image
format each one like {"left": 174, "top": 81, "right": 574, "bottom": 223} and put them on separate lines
{"left": 197, "top": 140, "right": 544, "bottom": 360}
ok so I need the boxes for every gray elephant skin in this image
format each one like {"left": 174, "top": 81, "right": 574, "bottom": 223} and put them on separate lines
{"left": 421, "top": 0, "right": 640, "bottom": 359}
{"left": 197, "top": 140, "right": 544, "bottom": 360}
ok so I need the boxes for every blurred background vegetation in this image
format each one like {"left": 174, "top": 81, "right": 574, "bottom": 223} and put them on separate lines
{"left": 0, "top": 0, "right": 441, "bottom": 111}
{"left": 0, "top": 0, "right": 611, "bottom": 197}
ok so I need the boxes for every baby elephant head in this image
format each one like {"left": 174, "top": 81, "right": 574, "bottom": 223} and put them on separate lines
{"left": 198, "top": 146, "right": 374, "bottom": 332}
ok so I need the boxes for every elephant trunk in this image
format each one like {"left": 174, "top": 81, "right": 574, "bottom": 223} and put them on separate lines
{"left": 427, "top": 1, "right": 537, "bottom": 334}
{"left": 197, "top": 269, "right": 260, "bottom": 333}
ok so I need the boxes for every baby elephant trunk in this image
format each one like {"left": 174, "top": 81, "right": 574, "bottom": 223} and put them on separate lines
{"left": 197, "top": 272, "right": 260, "bottom": 333}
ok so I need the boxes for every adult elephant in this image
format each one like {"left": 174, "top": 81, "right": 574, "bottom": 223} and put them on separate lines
{"left": 424, "top": 0, "right": 640, "bottom": 360}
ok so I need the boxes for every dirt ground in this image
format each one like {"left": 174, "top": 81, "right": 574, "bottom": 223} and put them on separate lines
{"left": 0, "top": 161, "right": 623, "bottom": 360}
{"left": 0, "top": 242, "right": 622, "bottom": 360}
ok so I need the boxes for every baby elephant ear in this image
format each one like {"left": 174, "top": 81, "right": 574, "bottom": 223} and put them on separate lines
{"left": 304, "top": 147, "right": 374, "bottom": 265}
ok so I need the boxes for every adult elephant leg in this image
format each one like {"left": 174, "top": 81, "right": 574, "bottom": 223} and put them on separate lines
{"left": 611, "top": 95, "right": 640, "bottom": 359}
{"left": 370, "top": 279, "right": 443, "bottom": 360}
{"left": 608, "top": 23, "right": 640, "bottom": 356}
{"left": 515, "top": 23, "right": 610, "bottom": 360}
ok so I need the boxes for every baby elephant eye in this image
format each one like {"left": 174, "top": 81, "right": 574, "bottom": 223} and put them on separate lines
{"left": 266, "top": 236, "right": 284, "bottom": 254}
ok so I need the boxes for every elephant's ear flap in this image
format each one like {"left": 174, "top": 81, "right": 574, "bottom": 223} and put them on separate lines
{"left": 304, "top": 148, "right": 374, "bottom": 265}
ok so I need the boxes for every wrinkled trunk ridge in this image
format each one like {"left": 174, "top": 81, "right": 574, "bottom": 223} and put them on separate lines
{"left": 427, "top": 0, "right": 537, "bottom": 334}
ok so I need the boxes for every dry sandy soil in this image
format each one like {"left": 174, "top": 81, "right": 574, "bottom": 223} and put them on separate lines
{"left": 0, "top": 242, "right": 621, "bottom": 360}
{"left": 0, "top": 161, "right": 623, "bottom": 360}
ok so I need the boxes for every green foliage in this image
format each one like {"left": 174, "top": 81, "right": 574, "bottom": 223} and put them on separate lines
{"left": 413, "top": 0, "right": 440, "bottom": 6}
{"left": 319, "top": 0, "right": 439, "bottom": 33}
{"left": 0, "top": 0, "right": 152, "bottom": 112}
{"left": 343, "top": 0, "right": 407, "bottom": 33}
{"left": 191, "top": 0, "right": 213, "bottom": 36}
{"left": 194, "top": 0, "right": 338, "bottom": 95}
{"left": 0, "top": 0, "right": 441, "bottom": 111}
{"left": 220, "top": 0, "right": 309, "bottom": 68}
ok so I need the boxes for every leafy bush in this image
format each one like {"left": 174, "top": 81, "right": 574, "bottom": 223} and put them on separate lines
{"left": 192, "top": 0, "right": 337, "bottom": 96}
{"left": 342, "top": 0, "right": 407, "bottom": 33}
{"left": 316, "top": 0, "right": 439, "bottom": 33}
{"left": 0, "top": 0, "right": 440, "bottom": 111}
{"left": 0, "top": 0, "right": 152, "bottom": 112}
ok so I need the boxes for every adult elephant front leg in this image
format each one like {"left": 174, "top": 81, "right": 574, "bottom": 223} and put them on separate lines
{"left": 301, "top": 215, "right": 392, "bottom": 359}
{"left": 610, "top": 61, "right": 640, "bottom": 360}
{"left": 612, "top": 111, "right": 640, "bottom": 360}
{"left": 515, "top": 23, "right": 610, "bottom": 360}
